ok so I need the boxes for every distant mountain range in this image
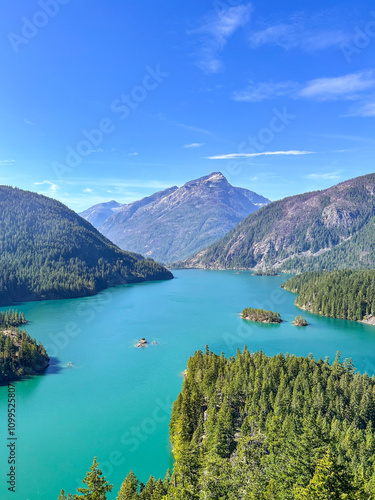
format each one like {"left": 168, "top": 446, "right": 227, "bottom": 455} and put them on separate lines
{"left": 80, "top": 200, "right": 124, "bottom": 227}
{"left": 181, "top": 173, "right": 375, "bottom": 272}
{"left": 80, "top": 173, "right": 270, "bottom": 263}
{"left": 0, "top": 186, "right": 172, "bottom": 306}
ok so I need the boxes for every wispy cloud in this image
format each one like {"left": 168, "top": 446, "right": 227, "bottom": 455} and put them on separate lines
{"left": 0, "top": 159, "right": 15, "bottom": 166}
{"left": 232, "top": 71, "right": 375, "bottom": 102}
{"left": 306, "top": 171, "right": 341, "bottom": 180}
{"left": 189, "top": 4, "right": 252, "bottom": 73}
{"left": 34, "top": 180, "right": 59, "bottom": 193}
{"left": 250, "top": 22, "right": 350, "bottom": 52}
{"left": 343, "top": 101, "right": 375, "bottom": 117}
{"left": 184, "top": 143, "right": 205, "bottom": 148}
{"left": 207, "top": 150, "right": 314, "bottom": 160}
{"left": 156, "top": 113, "right": 214, "bottom": 137}
{"left": 24, "top": 119, "right": 36, "bottom": 126}
{"left": 319, "top": 133, "right": 375, "bottom": 145}
{"left": 83, "top": 188, "right": 93, "bottom": 193}
{"left": 128, "top": 152, "right": 139, "bottom": 156}
{"left": 232, "top": 81, "right": 298, "bottom": 102}
{"left": 299, "top": 71, "right": 375, "bottom": 100}
{"left": 62, "top": 178, "right": 173, "bottom": 190}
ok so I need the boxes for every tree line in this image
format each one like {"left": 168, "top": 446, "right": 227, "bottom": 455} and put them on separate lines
{"left": 282, "top": 269, "right": 375, "bottom": 321}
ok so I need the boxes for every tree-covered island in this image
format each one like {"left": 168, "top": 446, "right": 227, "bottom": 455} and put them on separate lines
{"left": 241, "top": 307, "right": 282, "bottom": 323}
{"left": 292, "top": 315, "right": 308, "bottom": 326}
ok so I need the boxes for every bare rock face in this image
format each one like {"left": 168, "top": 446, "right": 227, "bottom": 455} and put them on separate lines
{"left": 80, "top": 173, "right": 270, "bottom": 263}
{"left": 183, "top": 173, "right": 375, "bottom": 271}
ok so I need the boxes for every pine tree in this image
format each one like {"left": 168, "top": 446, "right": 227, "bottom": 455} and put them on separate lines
{"left": 117, "top": 470, "right": 139, "bottom": 500}
{"left": 58, "top": 490, "right": 74, "bottom": 500}
{"left": 294, "top": 449, "right": 357, "bottom": 500}
{"left": 76, "top": 457, "right": 113, "bottom": 499}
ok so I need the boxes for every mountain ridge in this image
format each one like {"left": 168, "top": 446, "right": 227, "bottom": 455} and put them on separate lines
{"left": 80, "top": 172, "right": 270, "bottom": 263}
{"left": 0, "top": 186, "right": 172, "bottom": 306}
{"left": 180, "top": 172, "right": 375, "bottom": 271}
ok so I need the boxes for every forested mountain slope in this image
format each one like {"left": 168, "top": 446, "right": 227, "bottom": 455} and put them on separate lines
{"left": 0, "top": 186, "right": 172, "bottom": 306}
{"left": 182, "top": 173, "right": 375, "bottom": 271}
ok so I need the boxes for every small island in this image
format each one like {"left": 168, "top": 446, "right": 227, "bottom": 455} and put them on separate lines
{"left": 0, "top": 311, "right": 49, "bottom": 383}
{"left": 292, "top": 315, "right": 308, "bottom": 327}
{"left": 241, "top": 307, "right": 282, "bottom": 323}
{"left": 252, "top": 269, "right": 279, "bottom": 276}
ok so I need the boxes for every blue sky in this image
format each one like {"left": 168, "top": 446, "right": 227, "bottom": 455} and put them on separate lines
{"left": 1, "top": 0, "right": 375, "bottom": 211}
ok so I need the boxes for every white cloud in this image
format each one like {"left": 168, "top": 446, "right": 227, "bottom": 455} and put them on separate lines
{"left": 34, "top": 181, "right": 59, "bottom": 193}
{"left": 24, "top": 119, "right": 36, "bottom": 126}
{"left": 207, "top": 150, "right": 314, "bottom": 160}
{"left": 232, "top": 81, "right": 298, "bottom": 102}
{"left": 184, "top": 143, "right": 205, "bottom": 148}
{"left": 128, "top": 152, "right": 139, "bottom": 156}
{"left": 83, "top": 188, "right": 93, "bottom": 193}
{"left": 0, "top": 159, "right": 15, "bottom": 165}
{"left": 250, "top": 22, "right": 350, "bottom": 52}
{"left": 299, "top": 71, "right": 375, "bottom": 100}
{"left": 232, "top": 71, "right": 375, "bottom": 103}
{"left": 306, "top": 171, "right": 341, "bottom": 180}
{"left": 190, "top": 4, "right": 252, "bottom": 73}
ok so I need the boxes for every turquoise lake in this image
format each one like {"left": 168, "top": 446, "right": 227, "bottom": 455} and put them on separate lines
{"left": 1, "top": 269, "right": 375, "bottom": 499}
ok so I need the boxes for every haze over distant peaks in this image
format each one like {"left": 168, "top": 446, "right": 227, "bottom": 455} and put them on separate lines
{"left": 80, "top": 172, "right": 270, "bottom": 263}
{"left": 79, "top": 200, "right": 124, "bottom": 227}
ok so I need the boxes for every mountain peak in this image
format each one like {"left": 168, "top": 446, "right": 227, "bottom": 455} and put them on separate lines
{"left": 183, "top": 172, "right": 228, "bottom": 188}
{"left": 206, "top": 172, "right": 226, "bottom": 181}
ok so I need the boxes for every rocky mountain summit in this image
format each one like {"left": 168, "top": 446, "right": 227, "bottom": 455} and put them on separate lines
{"left": 80, "top": 172, "right": 270, "bottom": 263}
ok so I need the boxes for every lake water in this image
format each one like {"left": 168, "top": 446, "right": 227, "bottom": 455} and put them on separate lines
{"left": 1, "top": 269, "right": 375, "bottom": 499}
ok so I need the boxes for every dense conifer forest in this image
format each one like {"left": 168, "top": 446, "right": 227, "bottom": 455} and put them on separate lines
{"left": 0, "top": 186, "right": 173, "bottom": 306}
{"left": 282, "top": 269, "right": 375, "bottom": 321}
{"left": 58, "top": 348, "right": 375, "bottom": 499}
{"left": 0, "top": 310, "right": 49, "bottom": 382}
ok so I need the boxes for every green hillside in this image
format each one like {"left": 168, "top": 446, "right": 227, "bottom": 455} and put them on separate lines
{"left": 0, "top": 186, "right": 173, "bottom": 306}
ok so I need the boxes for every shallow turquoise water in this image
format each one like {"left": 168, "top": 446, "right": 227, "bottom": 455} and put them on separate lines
{"left": 1, "top": 270, "right": 375, "bottom": 499}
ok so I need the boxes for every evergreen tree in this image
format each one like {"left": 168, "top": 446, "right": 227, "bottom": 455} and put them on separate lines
{"left": 117, "top": 470, "right": 139, "bottom": 500}
{"left": 294, "top": 449, "right": 357, "bottom": 500}
{"left": 76, "top": 457, "right": 113, "bottom": 499}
